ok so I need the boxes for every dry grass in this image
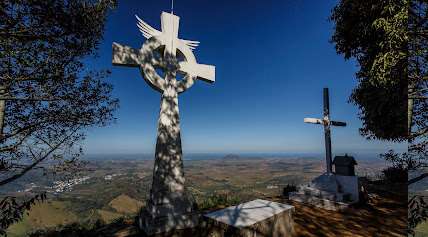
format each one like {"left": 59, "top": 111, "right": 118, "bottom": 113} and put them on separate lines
{"left": 7, "top": 201, "right": 78, "bottom": 237}
{"left": 98, "top": 209, "right": 124, "bottom": 223}
{"left": 109, "top": 194, "right": 144, "bottom": 214}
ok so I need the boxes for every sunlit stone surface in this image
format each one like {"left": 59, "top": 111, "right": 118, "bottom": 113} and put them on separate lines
{"left": 112, "top": 11, "right": 215, "bottom": 235}
{"left": 205, "top": 199, "right": 295, "bottom": 237}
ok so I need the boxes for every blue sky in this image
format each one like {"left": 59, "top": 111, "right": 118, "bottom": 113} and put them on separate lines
{"left": 83, "top": 0, "right": 406, "bottom": 155}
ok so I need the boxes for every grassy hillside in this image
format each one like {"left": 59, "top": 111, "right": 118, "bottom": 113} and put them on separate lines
{"left": 6, "top": 195, "right": 144, "bottom": 237}
{"left": 7, "top": 201, "right": 78, "bottom": 237}
{"left": 97, "top": 210, "right": 123, "bottom": 223}
{"left": 415, "top": 221, "right": 428, "bottom": 237}
{"left": 109, "top": 194, "right": 144, "bottom": 214}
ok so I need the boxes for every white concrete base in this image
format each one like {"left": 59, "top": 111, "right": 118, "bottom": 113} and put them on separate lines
{"left": 289, "top": 173, "right": 359, "bottom": 211}
{"left": 336, "top": 174, "right": 359, "bottom": 202}
{"left": 204, "top": 199, "right": 295, "bottom": 237}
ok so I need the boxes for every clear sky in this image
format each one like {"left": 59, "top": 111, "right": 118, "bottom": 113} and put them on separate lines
{"left": 83, "top": 0, "right": 406, "bottom": 155}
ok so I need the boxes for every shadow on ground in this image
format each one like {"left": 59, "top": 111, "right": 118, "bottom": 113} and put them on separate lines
{"left": 29, "top": 181, "right": 406, "bottom": 237}
{"left": 287, "top": 180, "right": 407, "bottom": 237}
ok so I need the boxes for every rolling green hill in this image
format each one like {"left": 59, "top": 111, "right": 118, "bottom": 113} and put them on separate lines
{"left": 109, "top": 194, "right": 144, "bottom": 214}
{"left": 415, "top": 221, "right": 428, "bottom": 237}
{"left": 7, "top": 201, "right": 78, "bottom": 237}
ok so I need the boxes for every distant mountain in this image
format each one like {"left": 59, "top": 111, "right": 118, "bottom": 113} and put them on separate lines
{"left": 222, "top": 154, "right": 241, "bottom": 160}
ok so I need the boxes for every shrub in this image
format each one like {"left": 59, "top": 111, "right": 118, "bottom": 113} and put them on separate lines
{"left": 197, "top": 192, "right": 242, "bottom": 211}
{"left": 382, "top": 166, "right": 408, "bottom": 183}
{"left": 283, "top": 184, "right": 297, "bottom": 197}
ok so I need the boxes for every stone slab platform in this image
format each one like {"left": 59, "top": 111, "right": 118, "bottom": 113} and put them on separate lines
{"left": 204, "top": 199, "right": 294, "bottom": 237}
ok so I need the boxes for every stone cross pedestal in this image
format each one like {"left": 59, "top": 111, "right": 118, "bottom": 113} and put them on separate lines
{"left": 112, "top": 11, "right": 215, "bottom": 235}
{"left": 304, "top": 88, "right": 346, "bottom": 174}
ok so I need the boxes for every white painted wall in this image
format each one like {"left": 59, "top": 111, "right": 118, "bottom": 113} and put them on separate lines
{"left": 335, "top": 175, "right": 359, "bottom": 202}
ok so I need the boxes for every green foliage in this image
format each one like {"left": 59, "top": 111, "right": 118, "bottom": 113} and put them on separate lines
{"left": 351, "top": 78, "right": 407, "bottom": 140}
{"left": 330, "top": 0, "right": 409, "bottom": 141}
{"left": 282, "top": 184, "right": 297, "bottom": 196}
{"left": 331, "top": 1, "right": 428, "bottom": 234}
{"left": 196, "top": 192, "right": 242, "bottom": 211}
{"left": 27, "top": 216, "right": 129, "bottom": 237}
{"left": 0, "top": 194, "right": 46, "bottom": 236}
{"left": 0, "top": 0, "right": 119, "bottom": 172}
{"left": 408, "top": 0, "right": 428, "bottom": 168}
{"left": 331, "top": 0, "right": 408, "bottom": 85}
{"left": 410, "top": 196, "right": 428, "bottom": 236}
{"left": 28, "top": 222, "right": 98, "bottom": 237}
{"left": 381, "top": 166, "right": 408, "bottom": 183}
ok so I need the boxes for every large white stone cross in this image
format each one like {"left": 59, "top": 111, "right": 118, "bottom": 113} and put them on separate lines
{"left": 112, "top": 12, "right": 215, "bottom": 235}
{"left": 304, "top": 88, "right": 346, "bottom": 174}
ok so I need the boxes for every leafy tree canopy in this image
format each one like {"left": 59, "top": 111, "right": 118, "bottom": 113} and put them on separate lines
{"left": 331, "top": 0, "right": 428, "bottom": 234}
{"left": 330, "top": 0, "right": 408, "bottom": 141}
{"left": 0, "top": 0, "right": 118, "bottom": 233}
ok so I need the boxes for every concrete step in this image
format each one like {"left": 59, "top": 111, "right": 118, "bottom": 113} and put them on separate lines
{"left": 300, "top": 187, "right": 337, "bottom": 200}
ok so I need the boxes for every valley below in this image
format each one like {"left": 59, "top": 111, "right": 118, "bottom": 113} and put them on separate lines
{"left": 4, "top": 154, "right": 388, "bottom": 236}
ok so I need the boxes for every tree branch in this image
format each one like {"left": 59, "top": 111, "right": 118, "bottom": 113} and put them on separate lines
{"left": 3, "top": 119, "right": 51, "bottom": 141}
{"left": 411, "top": 128, "right": 428, "bottom": 139}
{"left": 0, "top": 132, "right": 31, "bottom": 152}
{"left": 409, "top": 96, "right": 428, "bottom": 100}
{"left": 0, "top": 126, "right": 80, "bottom": 186}
{"left": 0, "top": 97, "right": 60, "bottom": 101}
{"left": 409, "top": 173, "right": 428, "bottom": 185}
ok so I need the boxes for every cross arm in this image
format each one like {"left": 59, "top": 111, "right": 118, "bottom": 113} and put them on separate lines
{"left": 178, "top": 62, "right": 215, "bottom": 83}
{"left": 304, "top": 118, "right": 346, "bottom": 127}
{"left": 304, "top": 118, "right": 323, "bottom": 124}
{"left": 330, "top": 121, "right": 346, "bottom": 127}
{"left": 112, "top": 42, "right": 142, "bottom": 67}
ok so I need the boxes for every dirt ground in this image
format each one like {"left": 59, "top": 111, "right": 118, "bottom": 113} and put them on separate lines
{"left": 273, "top": 181, "right": 406, "bottom": 237}
{"left": 288, "top": 194, "right": 406, "bottom": 236}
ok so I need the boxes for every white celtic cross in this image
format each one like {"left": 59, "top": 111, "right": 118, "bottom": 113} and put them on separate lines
{"left": 112, "top": 12, "right": 215, "bottom": 93}
{"left": 112, "top": 12, "right": 215, "bottom": 233}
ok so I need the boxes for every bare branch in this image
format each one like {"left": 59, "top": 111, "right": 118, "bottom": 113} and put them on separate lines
{"left": 411, "top": 128, "right": 428, "bottom": 139}
{"left": 0, "top": 97, "right": 60, "bottom": 101}
{"left": 0, "top": 132, "right": 32, "bottom": 152}
{"left": 409, "top": 96, "right": 428, "bottom": 100}
{"left": 409, "top": 173, "right": 428, "bottom": 185}
{"left": 0, "top": 126, "right": 81, "bottom": 186}
{"left": 2, "top": 123, "right": 41, "bottom": 141}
